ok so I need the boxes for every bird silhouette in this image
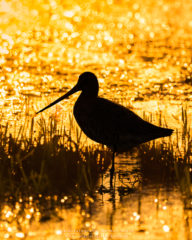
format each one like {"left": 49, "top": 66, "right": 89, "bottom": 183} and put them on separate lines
{"left": 37, "top": 72, "right": 173, "bottom": 186}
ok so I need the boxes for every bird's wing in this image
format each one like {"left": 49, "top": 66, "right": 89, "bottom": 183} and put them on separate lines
{"left": 75, "top": 97, "right": 171, "bottom": 151}
{"left": 76, "top": 97, "right": 157, "bottom": 148}
{"left": 91, "top": 98, "right": 156, "bottom": 135}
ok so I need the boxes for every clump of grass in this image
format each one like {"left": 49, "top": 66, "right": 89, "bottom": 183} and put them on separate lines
{"left": 138, "top": 106, "right": 192, "bottom": 199}
{"left": 0, "top": 115, "right": 111, "bottom": 198}
{"left": 138, "top": 140, "right": 175, "bottom": 184}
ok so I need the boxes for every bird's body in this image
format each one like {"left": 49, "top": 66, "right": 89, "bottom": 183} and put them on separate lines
{"left": 74, "top": 95, "right": 172, "bottom": 152}
{"left": 37, "top": 71, "right": 173, "bottom": 186}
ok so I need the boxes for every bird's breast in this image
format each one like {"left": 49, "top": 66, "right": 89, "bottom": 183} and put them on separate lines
{"left": 74, "top": 98, "right": 95, "bottom": 131}
{"left": 73, "top": 97, "right": 114, "bottom": 146}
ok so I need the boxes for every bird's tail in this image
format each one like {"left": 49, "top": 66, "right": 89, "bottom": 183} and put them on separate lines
{"left": 158, "top": 127, "right": 173, "bottom": 137}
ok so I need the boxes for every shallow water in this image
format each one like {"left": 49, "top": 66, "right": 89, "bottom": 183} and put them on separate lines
{"left": 0, "top": 0, "right": 192, "bottom": 239}
{"left": 0, "top": 155, "right": 188, "bottom": 240}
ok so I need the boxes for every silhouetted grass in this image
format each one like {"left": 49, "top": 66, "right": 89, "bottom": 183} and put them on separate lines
{"left": 138, "top": 107, "right": 192, "bottom": 201}
{"left": 0, "top": 115, "right": 111, "bottom": 198}
{"left": 0, "top": 107, "right": 191, "bottom": 200}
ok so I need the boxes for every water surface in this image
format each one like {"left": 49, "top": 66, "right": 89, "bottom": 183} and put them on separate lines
{"left": 0, "top": 0, "right": 192, "bottom": 239}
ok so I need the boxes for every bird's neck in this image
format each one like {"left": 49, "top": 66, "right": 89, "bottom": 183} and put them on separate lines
{"left": 79, "top": 90, "right": 98, "bottom": 99}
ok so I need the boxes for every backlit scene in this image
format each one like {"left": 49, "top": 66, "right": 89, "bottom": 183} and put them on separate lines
{"left": 0, "top": 0, "right": 192, "bottom": 239}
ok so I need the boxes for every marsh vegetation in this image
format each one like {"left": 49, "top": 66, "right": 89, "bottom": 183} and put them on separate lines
{"left": 1, "top": 0, "right": 192, "bottom": 238}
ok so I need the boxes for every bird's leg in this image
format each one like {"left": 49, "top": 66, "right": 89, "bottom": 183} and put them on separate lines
{"left": 110, "top": 150, "right": 115, "bottom": 188}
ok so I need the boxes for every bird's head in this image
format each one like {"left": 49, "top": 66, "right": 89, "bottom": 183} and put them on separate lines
{"left": 36, "top": 71, "right": 99, "bottom": 114}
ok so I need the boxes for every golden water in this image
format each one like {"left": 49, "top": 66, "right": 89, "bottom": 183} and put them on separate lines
{"left": 0, "top": 0, "right": 192, "bottom": 239}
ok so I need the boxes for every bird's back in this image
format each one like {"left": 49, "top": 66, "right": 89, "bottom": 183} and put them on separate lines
{"left": 74, "top": 96, "right": 173, "bottom": 152}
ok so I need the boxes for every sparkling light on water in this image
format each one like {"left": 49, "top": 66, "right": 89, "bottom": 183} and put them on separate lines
{"left": 0, "top": 0, "right": 192, "bottom": 239}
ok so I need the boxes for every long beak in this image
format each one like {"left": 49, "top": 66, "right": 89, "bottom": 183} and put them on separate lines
{"left": 36, "top": 84, "right": 80, "bottom": 114}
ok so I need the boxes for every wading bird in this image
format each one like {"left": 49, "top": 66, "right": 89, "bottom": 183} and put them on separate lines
{"left": 37, "top": 72, "right": 173, "bottom": 186}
